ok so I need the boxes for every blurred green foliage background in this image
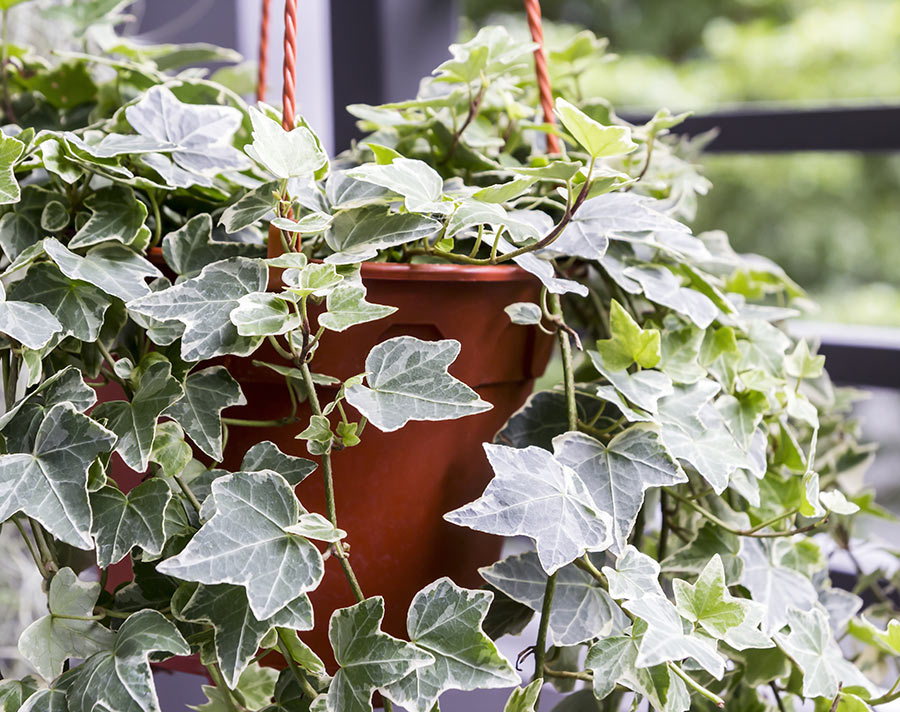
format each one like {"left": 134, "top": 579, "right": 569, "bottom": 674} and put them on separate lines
{"left": 463, "top": 0, "right": 900, "bottom": 325}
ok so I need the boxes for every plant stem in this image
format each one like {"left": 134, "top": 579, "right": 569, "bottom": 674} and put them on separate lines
{"left": 658, "top": 491, "right": 670, "bottom": 560}
{"left": 148, "top": 190, "right": 163, "bottom": 247}
{"left": 206, "top": 663, "right": 242, "bottom": 712}
{"left": 276, "top": 629, "right": 319, "bottom": 700}
{"left": 668, "top": 662, "right": 724, "bottom": 708}
{"left": 222, "top": 416, "right": 297, "bottom": 428}
{"left": 532, "top": 570, "right": 557, "bottom": 685}
{"left": 29, "top": 519, "right": 58, "bottom": 574}
{"left": 574, "top": 555, "right": 608, "bottom": 587}
{"left": 173, "top": 474, "right": 203, "bottom": 514}
{"left": 13, "top": 517, "right": 46, "bottom": 577}
{"left": 868, "top": 674, "right": 900, "bottom": 705}
{"left": 543, "top": 666, "right": 593, "bottom": 682}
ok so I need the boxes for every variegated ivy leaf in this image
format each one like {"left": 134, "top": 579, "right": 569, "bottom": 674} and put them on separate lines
{"left": 589, "top": 350, "right": 673, "bottom": 414}
{"left": 661, "top": 522, "right": 743, "bottom": 585}
{"left": 69, "top": 185, "right": 149, "bottom": 249}
{"left": 326, "top": 596, "right": 434, "bottom": 712}
{"left": 157, "top": 470, "right": 324, "bottom": 620}
{"left": 93, "top": 356, "right": 184, "bottom": 471}
{"left": 380, "top": 578, "right": 518, "bottom": 712}
{"left": 346, "top": 337, "right": 491, "bottom": 432}
{"left": 245, "top": 107, "right": 328, "bottom": 179}
{"left": 18, "top": 568, "right": 116, "bottom": 680}
{"left": 0, "top": 677, "right": 40, "bottom": 712}
{"left": 127, "top": 257, "right": 267, "bottom": 361}
{"left": 504, "top": 302, "right": 542, "bottom": 326}
{"left": 785, "top": 340, "right": 825, "bottom": 381}
{"left": 195, "top": 665, "right": 279, "bottom": 712}
{"left": 346, "top": 158, "right": 450, "bottom": 214}
{"left": 230, "top": 292, "right": 300, "bottom": 336}
{"left": 241, "top": 440, "right": 316, "bottom": 485}
{"left": 503, "top": 680, "right": 542, "bottom": 712}
{"left": 0, "top": 403, "right": 115, "bottom": 549}
{"left": 496, "top": 389, "right": 605, "bottom": 451}
{"left": 272, "top": 212, "right": 334, "bottom": 235}
{"left": 554, "top": 98, "right": 637, "bottom": 159}
{"left": 445, "top": 199, "right": 507, "bottom": 237}
{"left": 43, "top": 237, "right": 161, "bottom": 302}
{"left": 480, "top": 551, "right": 628, "bottom": 646}
{"left": 673, "top": 555, "right": 771, "bottom": 650}
{"left": 220, "top": 180, "right": 279, "bottom": 233}
{"left": 585, "top": 628, "right": 690, "bottom": 712}
{"left": 9, "top": 262, "right": 111, "bottom": 342}
{"left": 0, "top": 297, "right": 62, "bottom": 349}
{"left": 284, "top": 263, "right": 344, "bottom": 298}
{"left": 60, "top": 131, "right": 178, "bottom": 158}
{"left": 171, "top": 583, "right": 313, "bottom": 688}
{"left": 284, "top": 513, "right": 346, "bottom": 542}
{"left": 318, "top": 284, "right": 398, "bottom": 332}
{"left": 125, "top": 86, "right": 250, "bottom": 177}
{"left": 61, "top": 610, "right": 190, "bottom": 712}
{"left": 490, "top": 231, "right": 589, "bottom": 297}
{"left": 623, "top": 595, "right": 725, "bottom": 679}
{"left": 551, "top": 193, "right": 688, "bottom": 262}
{"left": 603, "top": 545, "right": 664, "bottom": 600}
{"left": 777, "top": 606, "right": 871, "bottom": 699}
{"left": 552, "top": 428, "right": 686, "bottom": 555}
{"left": 323, "top": 206, "right": 442, "bottom": 264}
{"left": 624, "top": 265, "right": 718, "bottom": 329}
{"left": 90, "top": 479, "right": 172, "bottom": 568}
{"left": 595, "top": 300, "right": 661, "bottom": 371}
{"left": 165, "top": 366, "right": 246, "bottom": 461}
{"left": 0, "top": 132, "right": 25, "bottom": 204}
{"left": 162, "top": 213, "right": 265, "bottom": 279}
{"left": 740, "top": 538, "right": 818, "bottom": 636}
{"left": 445, "top": 443, "right": 613, "bottom": 574}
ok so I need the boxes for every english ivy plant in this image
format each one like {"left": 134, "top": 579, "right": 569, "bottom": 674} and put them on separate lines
{"left": 0, "top": 4, "right": 891, "bottom": 712}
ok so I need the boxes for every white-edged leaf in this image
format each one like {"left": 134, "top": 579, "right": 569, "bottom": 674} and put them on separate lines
{"left": 90, "top": 479, "right": 172, "bottom": 568}
{"left": 245, "top": 106, "right": 327, "bottom": 179}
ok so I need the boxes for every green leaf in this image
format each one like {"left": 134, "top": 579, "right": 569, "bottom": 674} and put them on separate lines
{"left": 165, "top": 366, "right": 246, "bottom": 461}
{"left": 125, "top": 86, "right": 250, "bottom": 177}
{"left": 0, "top": 403, "right": 115, "bottom": 549}
{"left": 553, "top": 427, "right": 685, "bottom": 554}
{"left": 596, "top": 300, "right": 661, "bottom": 370}
{"left": 324, "top": 206, "right": 441, "bottom": 263}
{"left": 241, "top": 440, "right": 316, "bottom": 485}
{"left": 62, "top": 610, "right": 190, "bottom": 712}
{"left": 590, "top": 351, "right": 673, "bottom": 414}
{"left": 673, "top": 555, "right": 771, "bottom": 650}
{"left": 603, "top": 544, "right": 664, "bottom": 600}
{"left": 554, "top": 98, "right": 637, "bottom": 158}
{"left": 90, "top": 479, "right": 172, "bottom": 568}
{"left": 346, "top": 158, "right": 449, "bottom": 214}
{"left": 18, "top": 568, "right": 116, "bottom": 680}
{"left": 445, "top": 443, "right": 613, "bottom": 574}
{"left": 43, "top": 237, "right": 161, "bottom": 302}
{"left": 127, "top": 257, "right": 267, "bottom": 361}
{"left": 9, "top": 263, "right": 111, "bottom": 342}
{"left": 69, "top": 186, "right": 149, "bottom": 249}
{"left": 503, "top": 680, "right": 542, "bottom": 712}
{"left": 346, "top": 337, "right": 491, "bottom": 432}
{"left": 318, "top": 284, "right": 397, "bottom": 332}
{"left": 230, "top": 292, "right": 299, "bottom": 336}
{"left": 245, "top": 107, "right": 328, "bottom": 179}
{"left": 661, "top": 521, "right": 743, "bottom": 585}
{"left": 497, "top": 389, "right": 605, "bottom": 451}
{"left": 504, "top": 302, "right": 542, "bottom": 326}
{"left": 623, "top": 594, "right": 725, "bottom": 679}
{"left": 172, "top": 583, "right": 313, "bottom": 688}
{"left": 785, "top": 340, "right": 826, "bottom": 380}
{"left": 381, "top": 578, "right": 517, "bottom": 712}
{"left": 325, "top": 596, "right": 434, "bottom": 712}
{"left": 0, "top": 132, "right": 25, "bottom": 204}
{"left": 149, "top": 421, "right": 193, "bottom": 478}
{"left": 659, "top": 321, "right": 706, "bottom": 384}
{"left": 163, "top": 214, "right": 265, "bottom": 279}
{"left": 157, "top": 470, "right": 324, "bottom": 620}
{"left": 480, "top": 551, "right": 627, "bottom": 646}
{"left": 220, "top": 181, "right": 279, "bottom": 233}
{"left": 41, "top": 200, "right": 70, "bottom": 232}
{"left": 298, "top": 414, "right": 334, "bottom": 456}
{"left": 93, "top": 356, "right": 184, "bottom": 471}
{"left": 0, "top": 677, "right": 40, "bottom": 712}
{"left": 473, "top": 177, "right": 537, "bottom": 204}
{"left": 194, "top": 664, "right": 278, "bottom": 712}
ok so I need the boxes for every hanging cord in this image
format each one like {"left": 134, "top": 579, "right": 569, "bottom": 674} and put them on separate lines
{"left": 257, "top": 0, "right": 270, "bottom": 102}
{"left": 282, "top": 0, "right": 298, "bottom": 130}
{"left": 523, "top": 0, "right": 560, "bottom": 154}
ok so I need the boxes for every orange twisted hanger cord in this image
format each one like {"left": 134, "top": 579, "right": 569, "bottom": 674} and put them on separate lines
{"left": 523, "top": 0, "right": 560, "bottom": 154}
{"left": 257, "top": 0, "right": 270, "bottom": 102}
{"left": 281, "top": 0, "right": 298, "bottom": 129}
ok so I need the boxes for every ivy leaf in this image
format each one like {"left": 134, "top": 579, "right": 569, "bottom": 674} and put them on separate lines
{"left": 127, "top": 257, "right": 267, "bottom": 361}
{"left": 490, "top": 231, "right": 589, "bottom": 297}
{"left": 380, "top": 578, "right": 518, "bottom": 712}
{"left": 325, "top": 596, "right": 434, "bottom": 712}
{"left": 662, "top": 522, "right": 743, "bottom": 585}
{"left": 553, "top": 428, "right": 685, "bottom": 554}
{"left": 346, "top": 158, "right": 449, "bottom": 214}
{"left": 157, "top": 470, "right": 324, "bottom": 620}
{"left": 603, "top": 545, "right": 664, "bottom": 600}
{"left": 69, "top": 186, "right": 149, "bottom": 249}
{"left": 61, "top": 131, "right": 178, "bottom": 158}
{"left": 43, "top": 237, "right": 161, "bottom": 302}
{"left": 624, "top": 266, "right": 718, "bottom": 329}
{"left": 195, "top": 665, "right": 278, "bottom": 712}
{"left": 480, "top": 551, "right": 627, "bottom": 646}
{"left": 165, "top": 366, "right": 246, "bottom": 461}
{"left": 172, "top": 583, "right": 313, "bottom": 688}
{"left": 589, "top": 351, "right": 673, "bottom": 413}
{"left": 0, "top": 132, "right": 25, "bottom": 204}
{"left": 785, "top": 340, "right": 825, "bottom": 380}
{"left": 220, "top": 181, "right": 279, "bottom": 233}
{"left": 62, "top": 610, "right": 190, "bottom": 712}
{"left": 0, "top": 298, "right": 62, "bottom": 349}
{"left": 0, "top": 677, "right": 40, "bottom": 712}
{"left": 623, "top": 595, "right": 725, "bottom": 679}
{"left": 162, "top": 214, "right": 265, "bottom": 279}
{"left": 125, "top": 86, "right": 250, "bottom": 177}
{"left": 659, "top": 321, "right": 706, "bottom": 384}
{"left": 0, "top": 403, "right": 115, "bottom": 549}
{"left": 94, "top": 356, "right": 183, "bottom": 471}
{"left": 318, "top": 284, "right": 397, "bottom": 332}
{"left": 18, "top": 568, "right": 116, "bottom": 680}
{"left": 503, "top": 680, "right": 542, "bottom": 712}
{"left": 496, "top": 389, "right": 605, "bottom": 451}
{"left": 445, "top": 443, "right": 613, "bottom": 574}
{"left": 230, "top": 292, "right": 300, "bottom": 336}
{"left": 596, "top": 300, "right": 661, "bottom": 371}
{"left": 90, "top": 479, "right": 172, "bottom": 568}
{"left": 324, "top": 207, "right": 442, "bottom": 264}
{"left": 345, "top": 337, "right": 492, "bottom": 432}
{"left": 554, "top": 99, "right": 637, "bottom": 158}
{"left": 241, "top": 440, "right": 316, "bottom": 485}
{"left": 9, "top": 263, "right": 111, "bottom": 342}
{"left": 245, "top": 107, "right": 328, "bottom": 179}
{"left": 673, "top": 555, "right": 771, "bottom": 650}
{"left": 504, "top": 302, "right": 542, "bottom": 326}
